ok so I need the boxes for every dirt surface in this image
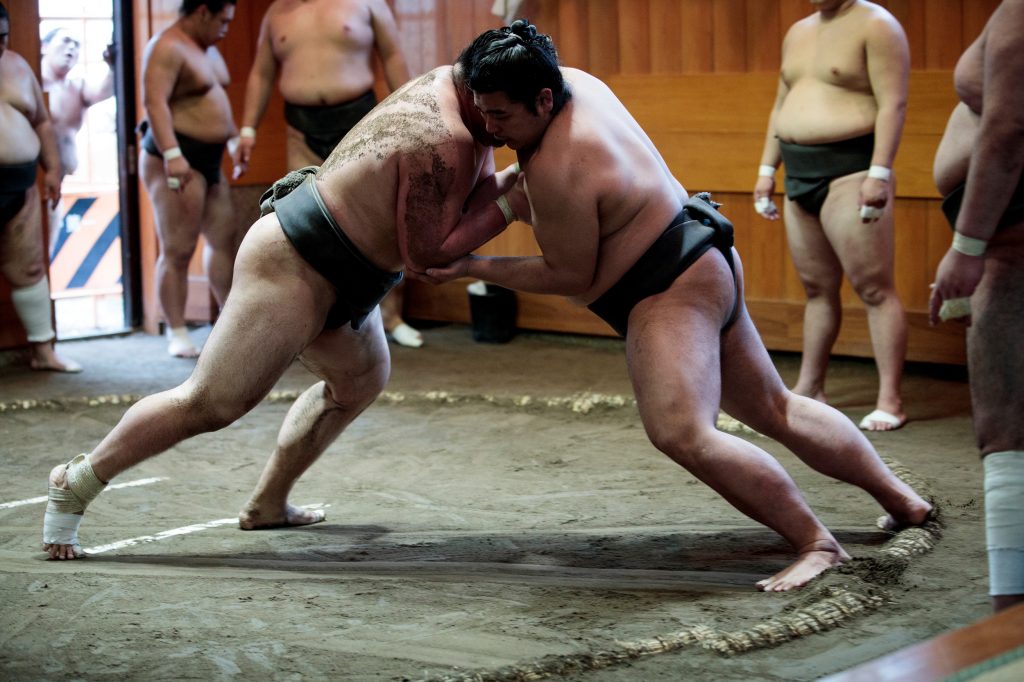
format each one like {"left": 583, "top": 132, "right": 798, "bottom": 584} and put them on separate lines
{"left": 0, "top": 324, "right": 988, "bottom": 681}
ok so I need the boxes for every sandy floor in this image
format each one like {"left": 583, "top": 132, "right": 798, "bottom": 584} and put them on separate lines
{"left": 0, "top": 325, "right": 989, "bottom": 681}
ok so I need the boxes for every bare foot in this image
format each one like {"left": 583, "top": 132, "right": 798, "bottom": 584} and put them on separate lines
{"left": 42, "top": 463, "right": 84, "bottom": 560}
{"left": 238, "top": 504, "right": 326, "bottom": 530}
{"left": 30, "top": 343, "right": 83, "bottom": 373}
{"left": 756, "top": 541, "right": 850, "bottom": 592}
{"left": 877, "top": 499, "right": 934, "bottom": 531}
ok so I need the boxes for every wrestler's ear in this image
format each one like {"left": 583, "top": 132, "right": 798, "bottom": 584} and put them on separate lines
{"left": 535, "top": 88, "right": 553, "bottom": 117}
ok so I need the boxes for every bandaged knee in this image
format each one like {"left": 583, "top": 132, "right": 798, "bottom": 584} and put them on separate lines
{"left": 10, "top": 276, "right": 56, "bottom": 343}
{"left": 43, "top": 453, "right": 107, "bottom": 546}
{"left": 985, "top": 451, "right": 1024, "bottom": 596}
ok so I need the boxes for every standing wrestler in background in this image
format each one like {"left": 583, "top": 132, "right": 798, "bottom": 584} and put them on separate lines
{"left": 0, "top": 3, "right": 82, "bottom": 373}
{"left": 237, "top": 0, "right": 423, "bottom": 348}
{"left": 41, "top": 27, "right": 116, "bottom": 252}
{"left": 420, "top": 20, "right": 932, "bottom": 591}
{"left": 753, "top": 0, "right": 909, "bottom": 431}
{"left": 41, "top": 27, "right": 115, "bottom": 178}
{"left": 930, "top": 0, "right": 1024, "bottom": 612}
{"left": 140, "top": 0, "right": 241, "bottom": 358}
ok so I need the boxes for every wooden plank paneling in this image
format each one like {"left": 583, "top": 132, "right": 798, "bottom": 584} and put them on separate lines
{"left": 712, "top": 0, "right": 747, "bottom": 72}
{"left": 680, "top": 0, "right": 714, "bottom": 73}
{"left": 617, "top": 0, "right": 650, "bottom": 74}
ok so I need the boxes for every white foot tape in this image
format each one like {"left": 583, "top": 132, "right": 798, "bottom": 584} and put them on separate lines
{"left": 390, "top": 322, "right": 423, "bottom": 348}
{"left": 42, "top": 454, "right": 107, "bottom": 554}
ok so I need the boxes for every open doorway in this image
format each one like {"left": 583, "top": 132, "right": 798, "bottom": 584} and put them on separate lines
{"left": 39, "top": 0, "right": 134, "bottom": 338}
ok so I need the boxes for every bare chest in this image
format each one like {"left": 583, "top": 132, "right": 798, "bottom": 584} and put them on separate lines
{"left": 954, "top": 34, "right": 984, "bottom": 113}
{"left": 173, "top": 46, "right": 227, "bottom": 99}
{"left": 782, "top": 24, "right": 869, "bottom": 91}
{"left": 0, "top": 66, "right": 36, "bottom": 118}
{"left": 270, "top": 0, "right": 374, "bottom": 59}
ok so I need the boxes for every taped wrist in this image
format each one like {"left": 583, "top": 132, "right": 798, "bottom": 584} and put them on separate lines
{"left": 495, "top": 194, "right": 516, "bottom": 225}
{"left": 953, "top": 232, "right": 987, "bottom": 257}
{"left": 867, "top": 165, "right": 891, "bottom": 181}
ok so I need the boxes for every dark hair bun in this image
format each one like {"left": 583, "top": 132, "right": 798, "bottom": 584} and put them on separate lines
{"left": 510, "top": 19, "right": 537, "bottom": 41}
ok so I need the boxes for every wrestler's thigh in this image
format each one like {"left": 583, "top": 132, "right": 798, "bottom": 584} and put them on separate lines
{"left": 300, "top": 306, "right": 391, "bottom": 404}
{"left": 188, "top": 216, "right": 335, "bottom": 405}
{"left": 819, "top": 173, "right": 895, "bottom": 286}
{"left": 285, "top": 126, "right": 326, "bottom": 169}
{"left": 967, "top": 226, "right": 1024, "bottom": 454}
{"left": 0, "top": 186, "right": 45, "bottom": 284}
{"left": 719, "top": 306, "right": 792, "bottom": 433}
{"left": 625, "top": 252, "right": 733, "bottom": 434}
{"left": 199, "top": 176, "right": 243, "bottom": 250}
{"left": 140, "top": 152, "right": 205, "bottom": 254}
{"left": 783, "top": 198, "right": 842, "bottom": 287}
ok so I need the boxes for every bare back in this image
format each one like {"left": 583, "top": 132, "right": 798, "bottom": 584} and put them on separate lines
{"left": 0, "top": 50, "right": 44, "bottom": 164}
{"left": 525, "top": 68, "right": 686, "bottom": 304}
{"left": 142, "top": 26, "right": 235, "bottom": 142}
{"left": 315, "top": 67, "right": 494, "bottom": 273}
{"left": 266, "top": 0, "right": 384, "bottom": 104}
{"left": 775, "top": 1, "right": 902, "bottom": 144}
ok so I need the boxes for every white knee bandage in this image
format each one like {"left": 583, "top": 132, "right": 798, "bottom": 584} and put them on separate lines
{"left": 10, "top": 276, "right": 56, "bottom": 343}
{"left": 985, "top": 451, "right": 1024, "bottom": 596}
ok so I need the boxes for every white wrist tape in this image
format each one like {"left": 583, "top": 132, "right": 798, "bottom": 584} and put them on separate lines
{"left": 953, "top": 232, "right": 988, "bottom": 257}
{"left": 984, "top": 451, "right": 1024, "bottom": 596}
{"left": 166, "top": 177, "right": 181, "bottom": 190}
{"left": 867, "top": 165, "right": 891, "bottom": 181}
{"left": 758, "top": 165, "right": 777, "bottom": 177}
{"left": 163, "top": 146, "right": 183, "bottom": 161}
{"left": 10, "top": 276, "right": 56, "bottom": 343}
{"left": 240, "top": 126, "right": 256, "bottom": 139}
{"left": 495, "top": 195, "right": 516, "bottom": 225}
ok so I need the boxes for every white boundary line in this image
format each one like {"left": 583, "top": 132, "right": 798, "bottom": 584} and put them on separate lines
{"left": 0, "top": 477, "right": 168, "bottom": 510}
{"left": 84, "top": 503, "right": 330, "bottom": 555}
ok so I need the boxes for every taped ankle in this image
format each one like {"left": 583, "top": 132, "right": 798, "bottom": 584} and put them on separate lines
{"left": 985, "top": 451, "right": 1024, "bottom": 596}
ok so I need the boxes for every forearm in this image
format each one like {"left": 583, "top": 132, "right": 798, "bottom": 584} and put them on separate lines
{"left": 956, "top": 132, "right": 1024, "bottom": 241}
{"left": 463, "top": 164, "right": 519, "bottom": 215}
{"left": 758, "top": 110, "right": 783, "bottom": 169}
{"left": 241, "top": 73, "right": 273, "bottom": 129}
{"left": 408, "top": 203, "right": 510, "bottom": 270}
{"left": 464, "top": 255, "right": 581, "bottom": 296}
{"left": 35, "top": 119, "right": 62, "bottom": 175}
{"left": 144, "top": 98, "right": 179, "bottom": 152}
{"left": 871, "top": 103, "right": 906, "bottom": 169}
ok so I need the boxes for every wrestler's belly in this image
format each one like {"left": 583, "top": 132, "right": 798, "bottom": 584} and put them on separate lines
{"left": 774, "top": 82, "right": 877, "bottom": 145}
{"left": 0, "top": 106, "right": 42, "bottom": 164}
{"left": 278, "top": 54, "right": 376, "bottom": 107}
{"left": 573, "top": 203, "right": 683, "bottom": 306}
{"left": 934, "top": 103, "right": 978, "bottom": 197}
{"left": 169, "top": 91, "right": 237, "bottom": 143}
